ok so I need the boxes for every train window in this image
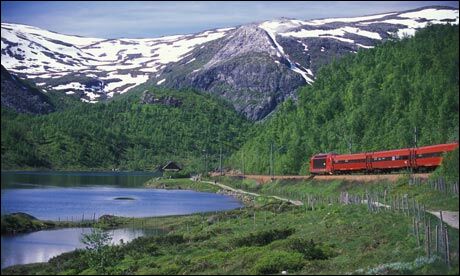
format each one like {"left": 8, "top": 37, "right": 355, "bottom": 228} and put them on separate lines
{"left": 313, "top": 158, "right": 326, "bottom": 169}
{"left": 417, "top": 152, "right": 443, "bottom": 158}
{"left": 334, "top": 159, "right": 365, "bottom": 164}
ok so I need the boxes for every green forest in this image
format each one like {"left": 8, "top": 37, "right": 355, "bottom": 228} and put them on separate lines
{"left": 2, "top": 25, "right": 458, "bottom": 175}
{"left": 228, "top": 24, "right": 459, "bottom": 175}
{"left": 1, "top": 87, "right": 252, "bottom": 171}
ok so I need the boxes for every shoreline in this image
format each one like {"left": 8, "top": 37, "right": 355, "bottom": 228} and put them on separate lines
{"left": 1, "top": 169, "right": 160, "bottom": 174}
{"left": 2, "top": 178, "right": 253, "bottom": 236}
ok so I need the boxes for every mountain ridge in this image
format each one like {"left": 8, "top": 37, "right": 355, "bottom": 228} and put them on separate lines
{"left": 1, "top": 5, "right": 458, "bottom": 119}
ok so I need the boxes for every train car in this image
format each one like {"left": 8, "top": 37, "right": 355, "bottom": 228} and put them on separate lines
{"left": 414, "top": 142, "right": 459, "bottom": 171}
{"left": 309, "top": 153, "right": 335, "bottom": 174}
{"left": 308, "top": 142, "right": 458, "bottom": 175}
{"left": 370, "top": 148, "right": 412, "bottom": 173}
{"left": 332, "top": 153, "right": 367, "bottom": 173}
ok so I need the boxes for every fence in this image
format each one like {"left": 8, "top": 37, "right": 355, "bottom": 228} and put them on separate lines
{"left": 409, "top": 176, "right": 459, "bottom": 195}
{"left": 338, "top": 190, "right": 455, "bottom": 267}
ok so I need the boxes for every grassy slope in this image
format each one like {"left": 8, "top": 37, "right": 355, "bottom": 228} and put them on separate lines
{"left": 145, "top": 178, "right": 221, "bottom": 193}
{"left": 1, "top": 213, "right": 101, "bottom": 235}
{"left": 214, "top": 175, "right": 459, "bottom": 211}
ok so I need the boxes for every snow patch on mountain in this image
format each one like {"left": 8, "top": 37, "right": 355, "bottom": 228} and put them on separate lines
{"left": 1, "top": 6, "right": 458, "bottom": 108}
{"left": 1, "top": 23, "right": 232, "bottom": 102}
{"left": 398, "top": 8, "right": 458, "bottom": 21}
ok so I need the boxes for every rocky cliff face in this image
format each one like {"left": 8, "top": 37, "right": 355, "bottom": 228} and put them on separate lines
{"left": 1, "top": 65, "right": 54, "bottom": 114}
{"left": 1, "top": 6, "right": 458, "bottom": 119}
{"left": 140, "top": 91, "right": 182, "bottom": 107}
{"left": 154, "top": 25, "right": 306, "bottom": 120}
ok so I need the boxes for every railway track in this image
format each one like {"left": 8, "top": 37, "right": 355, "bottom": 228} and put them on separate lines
{"left": 224, "top": 173, "right": 431, "bottom": 184}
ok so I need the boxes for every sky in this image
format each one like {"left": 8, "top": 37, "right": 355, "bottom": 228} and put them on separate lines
{"left": 1, "top": 1, "right": 459, "bottom": 38}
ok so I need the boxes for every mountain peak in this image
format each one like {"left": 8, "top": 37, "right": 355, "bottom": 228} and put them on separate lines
{"left": 1, "top": 6, "right": 458, "bottom": 120}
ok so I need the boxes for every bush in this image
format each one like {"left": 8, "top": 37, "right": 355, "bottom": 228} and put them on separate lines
{"left": 252, "top": 251, "right": 304, "bottom": 274}
{"left": 48, "top": 249, "right": 87, "bottom": 273}
{"left": 432, "top": 148, "right": 459, "bottom": 181}
{"left": 122, "top": 236, "right": 159, "bottom": 256}
{"left": 79, "top": 228, "right": 124, "bottom": 274}
{"left": 288, "top": 238, "right": 330, "bottom": 260}
{"left": 155, "top": 234, "right": 186, "bottom": 245}
{"left": 232, "top": 228, "right": 295, "bottom": 247}
{"left": 163, "top": 170, "right": 190, "bottom": 179}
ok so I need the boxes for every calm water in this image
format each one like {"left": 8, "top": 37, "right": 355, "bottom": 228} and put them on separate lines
{"left": 1, "top": 187, "right": 242, "bottom": 220}
{"left": 1, "top": 227, "right": 154, "bottom": 269}
{"left": 1, "top": 170, "right": 162, "bottom": 189}
{"left": 1, "top": 171, "right": 243, "bottom": 269}
{"left": 1, "top": 171, "right": 242, "bottom": 220}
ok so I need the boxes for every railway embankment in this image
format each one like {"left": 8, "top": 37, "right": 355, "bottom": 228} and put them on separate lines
{"left": 221, "top": 173, "right": 431, "bottom": 184}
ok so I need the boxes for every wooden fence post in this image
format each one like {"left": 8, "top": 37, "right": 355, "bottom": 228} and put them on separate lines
{"left": 415, "top": 219, "right": 420, "bottom": 247}
{"left": 445, "top": 225, "right": 450, "bottom": 267}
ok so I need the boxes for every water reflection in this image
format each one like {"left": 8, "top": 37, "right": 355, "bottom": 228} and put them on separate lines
{"left": 1, "top": 171, "right": 162, "bottom": 189}
{"left": 1, "top": 227, "right": 151, "bottom": 269}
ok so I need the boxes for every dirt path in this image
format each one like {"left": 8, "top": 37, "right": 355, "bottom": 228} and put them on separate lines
{"left": 427, "top": 211, "right": 459, "bottom": 229}
{"left": 201, "top": 180, "right": 303, "bottom": 206}
{"left": 361, "top": 200, "right": 459, "bottom": 230}
{"left": 201, "top": 179, "right": 458, "bottom": 229}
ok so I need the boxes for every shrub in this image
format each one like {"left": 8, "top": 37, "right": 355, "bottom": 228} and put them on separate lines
{"left": 288, "top": 238, "right": 330, "bottom": 260}
{"left": 232, "top": 228, "right": 295, "bottom": 247}
{"left": 122, "top": 236, "right": 159, "bottom": 257}
{"left": 79, "top": 228, "right": 123, "bottom": 274}
{"left": 432, "top": 148, "right": 459, "bottom": 181}
{"left": 155, "top": 234, "right": 186, "bottom": 245}
{"left": 158, "top": 262, "right": 182, "bottom": 275}
{"left": 252, "top": 251, "right": 304, "bottom": 274}
{"left": 48, "top": 249, "right": 87, "bottom": 273}
{"left": 163, "top": 170, "right": 190, "bottom": 179}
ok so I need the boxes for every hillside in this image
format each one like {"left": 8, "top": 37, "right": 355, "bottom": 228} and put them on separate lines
{"left": 228, "top": 24, "right": 459, "bottom": 175}
{"left": 1, "top": 65, "right": 54, "bottom": 114}
{"left": 1, "top": 87, "right": 252, "bottom": 171}
{"left": 2, "top": 6, "right": 458, "bottom": 120}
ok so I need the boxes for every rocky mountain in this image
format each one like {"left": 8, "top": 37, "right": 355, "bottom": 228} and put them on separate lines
{"left": 1, "top": 65, "right": 54, "bottom": 114}
{"left": 1, "top": 6, "right": 458, "bottom": 119}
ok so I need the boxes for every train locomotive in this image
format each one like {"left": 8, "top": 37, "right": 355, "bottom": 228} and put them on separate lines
{"left": 309, "top": 142, "right": 458, "bottom": 175}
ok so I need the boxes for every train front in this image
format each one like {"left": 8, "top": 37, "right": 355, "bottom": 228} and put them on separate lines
{"left": 309, "top": 153, "right": 335, "bottom": 175}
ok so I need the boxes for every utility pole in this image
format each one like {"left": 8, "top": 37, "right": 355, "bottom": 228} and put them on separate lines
{"left": 348, "top": 136, "right": 353, "bottom": 154}
{"left": 273, "top": 144, "right": 276, "bottom": 179}
{"left": 205, "top": 152, "right": 208, "bottom": 176}
{"left": 219, "top": 144, "right": 223, "bottom": 176}
{"left": 414, "top": 126, "right": 418, "bottom": 148}
{"left": 270, "top": 142, "right": 274, "bottom": 179}
{"left": 242, "top": 152, "right": 245, "bottom": 178}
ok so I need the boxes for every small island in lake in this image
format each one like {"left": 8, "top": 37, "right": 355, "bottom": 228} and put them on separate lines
{"left": 113, "top": 197, "right": 136, "bottom": 200}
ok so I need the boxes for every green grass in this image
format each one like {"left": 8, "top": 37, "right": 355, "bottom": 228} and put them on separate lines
{"left": 1, "top": 213, "right": 101, "bottom": 235}
{"left": 145, "top": 178, "right": 221, "bottom": 193}
{"left": 214, "top": 175, "right": 459, "bottom": 211}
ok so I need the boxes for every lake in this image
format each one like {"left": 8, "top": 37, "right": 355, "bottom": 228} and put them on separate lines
{"left": 1, "top": 171, "right": 243, "bottom": 269}
{"left": 1, "top": 171, "right": 242, "bottom": 220}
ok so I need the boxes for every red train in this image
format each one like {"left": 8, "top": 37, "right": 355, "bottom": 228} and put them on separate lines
{"left": 309, "top": 142, "right": 458, "bottom": 175}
